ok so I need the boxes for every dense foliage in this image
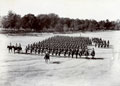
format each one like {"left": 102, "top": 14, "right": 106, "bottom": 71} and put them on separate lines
{"left": 1, "top": 11, "right": 118, "bottom": 32}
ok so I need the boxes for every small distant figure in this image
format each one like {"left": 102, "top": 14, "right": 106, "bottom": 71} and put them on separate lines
{"left": 78, "top": 49, "right": 82, "bottom": 58}
{"left": 25, "top": 46, "right": 28, "bottom": 54}
{"left": 7, "top": 42, "right": 13, "bottom": 53}
{"left": 19, "top": 43, "right": 21, "bottom": 47}
{"left": 44, "top": 51, "right": 50, "bottom": 63}
{"left": 107, "top": 40, "right": 110, "bottom": 48}
{"left": 85, "top": 49, "right": 89, "bottom": 59}
{"left": 16, "top": 43, "right": 18, "bottom": 47}
{"left": 91, "top": 48, "right": 95, "bottom": 59}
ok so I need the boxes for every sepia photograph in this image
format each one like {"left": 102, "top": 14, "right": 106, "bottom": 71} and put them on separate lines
{"left": 0, "top": 0, "right": 120, "bottom": 86}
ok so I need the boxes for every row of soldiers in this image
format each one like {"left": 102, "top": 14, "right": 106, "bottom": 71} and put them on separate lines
{"left": 92, "top": 38, "right": 110, "bottom": 48}
{"left": 25, "top": 36, "right": 95, "bottom": 58}
{"left": 26, "top": 47, "right": 95, "bottom": 58}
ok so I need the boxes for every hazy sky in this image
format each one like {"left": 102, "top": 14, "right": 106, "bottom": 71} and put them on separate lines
{"left": 0, "top": 0, "right": 120, "bottom": 20}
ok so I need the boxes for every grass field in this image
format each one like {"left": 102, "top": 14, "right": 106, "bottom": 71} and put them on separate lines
{"left": 0, "top": 31, "right": 120, "bottom": 86}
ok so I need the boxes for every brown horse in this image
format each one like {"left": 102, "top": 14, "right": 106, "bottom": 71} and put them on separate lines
{"left": 13, "top": 46, "right": 22, "bottom": 53}
{"left": 7, "top": 45, "right": 14, "bottom": 53}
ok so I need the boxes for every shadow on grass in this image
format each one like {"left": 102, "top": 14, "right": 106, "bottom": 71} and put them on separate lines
{"left": 50, "top": 61, "right": 62, "bottom": 64}
{"left": 78, "top": 57, "right": 104, "bottom": 60}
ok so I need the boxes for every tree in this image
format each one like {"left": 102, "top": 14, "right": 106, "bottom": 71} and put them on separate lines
{"left": 1, "top": 11, "right": 116, "bottom": 32}
{"left": 21, "top": 14, "right": 37, "bottom": 31}
{"left": 48, "top": 13, "right": 59, "bottom": 28}
{"left": 2, "top": 11, "right": 21, "bottom": 29}
{"left": 55, "top": 23, "right": 63, "bottom": 32}
{"left": 36, "top": 14, "right": 50, "bottom": 31}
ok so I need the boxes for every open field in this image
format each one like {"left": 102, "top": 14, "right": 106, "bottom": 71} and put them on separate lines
{"left": 0, "top": 31, "right": 120, "bottom": 86}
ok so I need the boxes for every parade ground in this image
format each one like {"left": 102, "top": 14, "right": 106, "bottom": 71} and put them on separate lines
{"left": 0, "top": 30, "right": 120, "bottom": 86}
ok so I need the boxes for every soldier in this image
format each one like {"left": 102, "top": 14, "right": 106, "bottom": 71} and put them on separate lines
{"left": 91, "top": 48, "right": 95, "bottom": 59}
{"left": 100, "top": 42, "right": 103, "bottom": 48}
{"left": 19, "top": 43, "right": 21, "bottom": 47}
{"left": 75, "top": 49, "right": 79, "bottom": 58}
{"left": 95, "top": 43, "right": 97, "bottom": 47}
{"left": 13, "top": 43, "right": 18, "bottom": 53}
{"left": 58, "top": 49, "right": 61, "bottom": 56}
{"left": 98, "top": 43, "right": 100, "bottom": 48}
{"left": 25, "top": 46, "right": 28, "bottom": 54}
{"left": 51, "top": 49, "right": 54, "bottom": 55}
{"left": 64, "top": 49, "right": 67, "bottom": 57}
{"left": 104, "top": 41, "right": 107, "bottom": 48}
{"left": 38, "top": 48, "right": 41, "bottom": 54}
{"left": 71, "top": 49, "right": 75, "bottom": 58}
{"left": 16, "top": 43, "right": 18, "bottom": 47}
{"left": 107, "top": 40, "right": 110, "bottom": 48}
{"left": 41, "top": 47, "right": 44, "bottom": 53}
{"left": 55, "top": 49, "right": 58, "bottom": 56}
{"left": 34, "top": 48, "right": 37, "bottom": 54}
{"left": 84, "top": 49, "right": 89, "bottom": 59}
{"left": 78, "top": 49, "right": 82, "bottom": 58}
{"left": 68, "top": 49, "right": 71, "bottom": 57}
{"left": 44, "top": 51, "right": 50, "bottom": 63}
{"left": 30, "top": 48, "right": 33, "bottom": 54}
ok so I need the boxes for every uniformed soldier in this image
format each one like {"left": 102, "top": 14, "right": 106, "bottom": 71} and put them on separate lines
{"left": 84, "top": 49, "right": 89, "bottom": 59}
{"left": 30, "top": 48, "right": 33, "bottom": 54}
{"left": 107, "top": 40, "right": 110, "bottom": 48}
{"left": 64, "top": 49, "right": 67, "bottom": 57}
{"left": 44, "top": 51, "right": 50, "bottom": 63}
{"left": 78, "top": 49, "right": 82, "bottom": 58}
{"left": 68, "top": 49, "right": 71, "bottom": 57}
{"left": 34, "top": 48, "right": 37, "bottom": 54}
{"left": 38, "top": 48, "right": 40, "bottom": 54}
{"left": 91, "top": 48, "right": 95, "bottom": 59}
{"left": 25, "top": 46, "right": 28, "bottom": 54}
{"left": 58, "top": 49, "right": 61, "bottom": 56}
{"left": 71, "top": 49, "right": 75, "bottom": 58}
{"left": 75, "top": 49, "right": 79, "bottom": 58}
{"left": 55, "top": 49, "right": 58, "bottom": 56}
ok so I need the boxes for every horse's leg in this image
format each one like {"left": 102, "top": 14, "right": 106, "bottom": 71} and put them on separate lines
{"left": 48, "top": 59, "right": 50, "bottom": 63}
{"left": 26, "top": 49, "right": 27, "bottom": 54}
{"left": 17, "top": 48, "right": 19, "bottom": 53}
{"left": 45, "top": 59, "right": 47, "bottom": 63}
{"left": 10, "top": 48, "right": 12, "bottom": 53}
{"left": 10, "top": 49, "right": 11, "bottom": 53}
{"left": 8, "top": 48, "right": 10, "bottom": 53}
{"left": 18, "top": 50, "right": 19, "bottom": 53}
{"left": 11, "top": 48, "right": 12, "bottom": 53}
{"left": 14, "top": 49, "right": 15, "bottom": 53}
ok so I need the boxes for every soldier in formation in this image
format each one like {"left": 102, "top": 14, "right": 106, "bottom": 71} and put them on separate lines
{"left": 24, "top": 36, "right": 98, "bottom": 59}
{"left": 92, "top": 38, "right": 110, "bottom": 48}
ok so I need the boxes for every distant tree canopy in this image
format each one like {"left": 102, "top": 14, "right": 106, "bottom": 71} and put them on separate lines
{"left": 1, "top": 11, "right": 118, "bottom": 32}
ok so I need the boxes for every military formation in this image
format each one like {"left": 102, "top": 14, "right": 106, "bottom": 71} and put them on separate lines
{"left": 24, "top": 36, "right": 96, "bottom": 59}
{"left": 7, "top": 36, "right": 110, "bottom": 59}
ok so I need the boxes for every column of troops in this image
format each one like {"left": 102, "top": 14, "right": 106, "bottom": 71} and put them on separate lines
{"left": 25, "top": 36, "right": 96, "bottom": 59}
{"left": 92, "top": 38, "right": 110, "bottom": 48}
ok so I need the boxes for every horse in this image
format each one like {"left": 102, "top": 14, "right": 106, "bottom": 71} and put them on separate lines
{"left": 13, "top": 46, "right": 22, "bottom": 53}
{"left": 7, "top": 45, "right": 14, "bottom": 53}
{"left": 17, "top": 46, "right": 22, "bottom": 53}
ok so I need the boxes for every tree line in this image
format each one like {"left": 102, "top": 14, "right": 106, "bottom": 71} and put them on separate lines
{"left": 1, "top": 11, "right": 119, "bottom": 32}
